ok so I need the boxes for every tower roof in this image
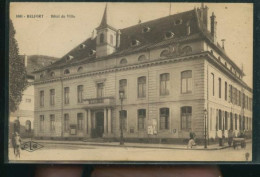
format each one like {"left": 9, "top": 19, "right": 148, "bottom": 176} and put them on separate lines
{"left": 96, "top": 4, "right": 116, "bottom": 31}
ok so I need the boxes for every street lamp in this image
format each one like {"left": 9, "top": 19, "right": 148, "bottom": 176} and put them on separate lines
{"left": 204, "top": 108, "right": 207, "bottom": 149}
{"left": 119, "top": 89, "right": 125, "bottom": 145}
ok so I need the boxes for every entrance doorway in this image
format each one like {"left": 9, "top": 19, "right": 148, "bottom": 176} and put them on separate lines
{"left": 94, "top": 112, "right": 104, "bottom": 138}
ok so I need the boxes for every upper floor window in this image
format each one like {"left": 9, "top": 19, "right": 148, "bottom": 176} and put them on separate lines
{"left": 50, "top": 89, "right": 55, "bottom": 106}
{"left": 181, "top": 46, "right": 192, "bottom": 55}
{"left": 138, "top": 76, "right": 146, "bottom": 98}
{"left": 181, "top": 70, "right": 192, "bottom": 93}
{"left": 97, "top": 83, "right": 104, "bottom": 98}
{"left": 120, "top": 58, "right": 127, "bottom": 65}
{"left": 40, "top": 90, "right": 44, "bottom": 107}
{"left": 160, "top": 108, "right": 169, "bottom": 130}
{"left": 138, "top": 109, "right": 146, "bottom": 130}
{"left": 218, "top": 78, "right": 221, "bottom": 98}
{"left": 100, "top": 33, "right": 104, "bottom": 43}
{"left": 225, "top": 82, "right": 227, "bottom": 101}
{"left": 119, "top": 110, "right": 127, "bottom": 131}
{"left": 181, "top": 106, "right": 192, "bottom": 131}
{"left": 77, "top": 85, "right": 83, "bottom": 103}
{"left": 119, "top": 79, "right": 127, "bottom": 98}
{"left": 160, "top": 73, "right": 170, "bottom": 96}
{"left": 138, "top": 55, "right": 147, "bottom": 62}
{"left": 211, "top": 73, "right": 214, "bottom": 96}
{"left": 50, "top": 114, "right": 55, "bottom": 131}
{"left": 64, "top": 114, "right": 69, "bottom": 132}
{"left": 110, "top": 34, "right": 113, "bottom": 45}
{"left": 64, "top": 87, "right": 70, "bottom": 104}
{"left": 64, "top": 69, "right": 70, "bottom": 75}
{"left": 238, "top": 90, "right": 241, "bottom": 106}
{"left": 50, "top": 72, "right": 55, "bottom": 77}
{"left": 160, "top": 50, "right": 169, "bottom": 58}
{"left": 40, "top": 74, "right": 44, "bottom": 79}
{"left": 77, "top": 113, "right": 83, "bottom": 130}
{"left": 77, "top": 67, "right": 83, "bottom": 72}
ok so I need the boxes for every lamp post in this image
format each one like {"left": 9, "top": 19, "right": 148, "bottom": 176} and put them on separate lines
{"left": 119, "top": 89, "right": 125, "bottom": 145}
{"left": 204, "top": 109, "right": 207, "bottom": 149}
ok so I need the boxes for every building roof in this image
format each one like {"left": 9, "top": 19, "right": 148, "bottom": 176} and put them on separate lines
{"left": 33, "top": 7, "right": 244, "bottom": 77}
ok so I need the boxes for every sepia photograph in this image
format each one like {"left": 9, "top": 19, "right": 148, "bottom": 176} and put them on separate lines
{"left": 8, "top": 2, "right": 253, "bottom": 162}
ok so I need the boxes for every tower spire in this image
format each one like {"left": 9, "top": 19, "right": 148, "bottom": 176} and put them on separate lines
{"left": 97, "top": 3, "right": 108, "bottom": 29}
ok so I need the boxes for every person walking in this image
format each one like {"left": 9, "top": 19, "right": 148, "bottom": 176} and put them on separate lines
{"left": 11, "top": 132, "right": 16, "bottom": 155}
{"left": 14, "top": 132, "right": 22, "bottom": 158}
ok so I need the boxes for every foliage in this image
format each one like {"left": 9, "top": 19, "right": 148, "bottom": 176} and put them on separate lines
{"left": 9, "top": 19, "right": 27, "bottom": 112}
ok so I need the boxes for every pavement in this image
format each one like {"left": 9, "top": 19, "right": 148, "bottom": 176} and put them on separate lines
{"left": 20, "top": 138, "right": 252, "bottom": 150}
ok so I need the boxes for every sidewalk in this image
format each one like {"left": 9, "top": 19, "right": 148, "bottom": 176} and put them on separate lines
{"left": 21, "top": 138, "right": 251, "bottom": 150}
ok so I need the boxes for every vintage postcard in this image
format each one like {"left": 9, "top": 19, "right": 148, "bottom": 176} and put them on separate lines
{"left": 8, "top": 2, "right": 253, "bottom": 162}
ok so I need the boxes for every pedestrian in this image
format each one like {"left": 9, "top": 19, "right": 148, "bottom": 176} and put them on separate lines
{"left": 11, "top": 132, "right": 16, "bottom": 155}
{"left": 187, "top": 138, "right": 196, "bottom": 149}
{"left": 14, "top": 132, "right": 22, "bottom": 158}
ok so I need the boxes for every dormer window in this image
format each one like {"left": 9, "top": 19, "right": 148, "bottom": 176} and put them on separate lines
{"left": 142, "top": 26, "right": 151, "bottom": 33}
{"left": 181, "top": 46, "right": 192, "bottom": 55}
{"left": 165, "top": 31, "right": 174, "bottom": 39}
{"left": 77, "top": 67, "right": 83, "bottom": 72}
{"left": 79, "top": 44, "right": 86, "bottom": 49}
{"left": 120, "top": 58, "right": 128, "bottom": 65}
{"left": 160, "top": 50, "right": 170, "bottom": 58}
{"left": 50, "top": 72, "right": 55, "bottom": 77}
{"left": 64, "top": 69, "right": 70, "bottom": 75}
{"left": 66, "top": 55, "right": 73, "bottom": 61}
{"left": 131, "top": 39, "right": 140, "bottom": 47}
{"left": 89, "top": 49, "right": 96, "bottom": 56}
{"left": 138, "top": 55, "right": 147, "bottom": 62}
{"left": 174, "top": 19, "right": 183, "bottom": 25}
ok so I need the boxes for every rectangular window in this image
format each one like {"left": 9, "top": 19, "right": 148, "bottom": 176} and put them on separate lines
{"left": 239, "top": 115, "right": 242, "bottom": 130}
{"left": 216, "top": 109, "right": 219, "bottom": 131}
{"left": 119, "top": 110, "right": 127, "bottom": 131}
{"left": 40, "top": 90, "right": 44, "bottom": 107}
{"left": 64, "top": 87, "right": 70, "bottom": 104}
{"left": 238, "top": 91, "right": 241, "bottom": 106}
{"left": 181, "top": 107, "right": 192, "bottom": 130}
{"left": 138, "top": 109, "right": 146, "bottom": 130}
{"left": 224, "top": 111, "right": 228, "bottom": 130}
{"left": 119, "top": 79, "right": 127, "bottom": 98}
{"left": 242, "top": 93, "right": 245, "bottom": 108}
{"left": 218, "top": 110, "right": 222, "bottom": 130}
{"left": 77, "top": 85, "right": 83, "bottom": 103}
{"left": 97, "top": 83, "right": 104, "bottom": 98}
{"left": 160, "top": 73, "right": 170, "bottom": 95}
{"left": 77, "top": 113, "right": 83, "bottom": 130}
{"left": 218, "top": 78, "right": 221, "bottom": 98}
{"left": 64, "top": 114, "right": 69, "bottom": 132}
{"left": 160, "top": 108, "right": 170, "bottom": 130}
{"left": 181, "top": 70, "right": 192, "bottom": 93}
{"left": 229, "top": 85, "right": 233, "bottom": 103}
{"left": 230, "top": 113, "right": 233, "bottom": 130}
{"left": 138, "top": 77, "right": 146, "bottom": 98}
{"left": 39, "top": 115, "right": 44, "bottom": 132}
{"left": 50, "top": 114, "right": 55, "bottom": 131}
{"left": 235, "top": 114, "right": 238, "bottom": 130}
{"left": 225, "top": 82, "right": 227, "bottom": 101}
{"left": 211, "top": 73, "right": 214, "bottom": 96}
{"left": 50, "top": 89, "right": 55, "bottom": 106}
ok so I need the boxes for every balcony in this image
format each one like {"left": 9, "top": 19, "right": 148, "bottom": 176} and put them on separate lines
{"left": 83, "top": 96, "right": 115, "bottom": 109}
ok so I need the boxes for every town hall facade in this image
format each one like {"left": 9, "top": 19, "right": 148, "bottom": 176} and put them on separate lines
{"left": 32, "top": 5, "right": 252, "bottom": 143}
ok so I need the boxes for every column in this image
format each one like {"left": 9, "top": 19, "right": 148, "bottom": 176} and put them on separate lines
{"left": 104, "top": 108, "right": 107, "bottom": 133}
{"left": 108, "top": 108, "right": 111, "bottom": 134}
{"left": 87, "top": 109, "right": 91, "bottom": 134}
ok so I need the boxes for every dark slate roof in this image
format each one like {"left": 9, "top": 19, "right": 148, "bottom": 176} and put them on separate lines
{"left": 33, "top": 8, "right": 243, "bottom": 76}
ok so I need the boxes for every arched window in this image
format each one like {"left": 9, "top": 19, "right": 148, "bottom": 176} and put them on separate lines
{"left": 181, "top": 106, "right": 192, "bottom": 131}
{"left": 25, "top": 120, "right": 31, "bottom": 132}
{"left": 181, "top": 46, "right": 192, "bottom": 55}
{"left": 138, "top": 55, "right": 147, "bottom": 62}
{"left": 160, "top": 50, "right": 169, "bottom": 58}
{"left": 160, "top": 108, "right": 169, "bottom": 130}
{"left": 100, "top": 33, "right": 104, "bottom": 43}
{"left": 120, "top": 58, "right": 127, "bottom": 65}
{"left": 50, "top": 72, "right": 55, "bottom": 77}
{"left": 77, "top": 67, "right": 83, "bottom": 72}
{"left": 181, "top": 70, "right": 192, "bottom": 93}
{"left": 64, "top": 69, "right": 70, "bottom": 75}
{"left": 110, "top": 34, "right": 113, "bottom": 45}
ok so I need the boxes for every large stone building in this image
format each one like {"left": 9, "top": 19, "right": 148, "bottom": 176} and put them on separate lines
{"left": 32, "top": 5, "right": 252, "bottom": 143}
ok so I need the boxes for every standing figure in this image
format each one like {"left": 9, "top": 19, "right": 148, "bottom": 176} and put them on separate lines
{"left": 14, "top": 132, "right": 22, "bottom": 158}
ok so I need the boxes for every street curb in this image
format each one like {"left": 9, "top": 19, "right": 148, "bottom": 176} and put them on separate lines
{"left": 32, "top": 140, "right": 232, "bottom": 151}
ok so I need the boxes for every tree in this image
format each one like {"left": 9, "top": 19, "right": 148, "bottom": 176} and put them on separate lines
{"left": 9, "top": 19, "right": 27, "bottom": 112}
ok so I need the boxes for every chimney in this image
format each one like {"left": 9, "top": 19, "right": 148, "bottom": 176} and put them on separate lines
{"left": 116, "top": 30, "right": 121, "bottom": 48}
{"left": 24, "top": 54, "right": 28, "bottom": 67}
{"left": 210, "top": 12, "right": 217, "bottom": 43}
{"left": 221, "top": 39, "right": 226, "bottom": 50}
{"left": 202, "top": 5, "right": 208, "bottom": 28}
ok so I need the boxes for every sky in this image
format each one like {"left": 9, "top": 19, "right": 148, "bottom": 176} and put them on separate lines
{"left": 10, "top": 2, "right": 253, "bottom": 87}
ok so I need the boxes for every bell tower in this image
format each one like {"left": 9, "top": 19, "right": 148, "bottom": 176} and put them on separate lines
{"left": 96, "top": 4, "right": 117, "bottom": 57}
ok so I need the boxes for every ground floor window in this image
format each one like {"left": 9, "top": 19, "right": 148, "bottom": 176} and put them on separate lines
{"left": 120, "top": 110, "right": 127, "bottom": 131}
{"left": 64, "top": 114, "right": 69, "bottom": 132}
{"left": 235, "top": 114, "right": 238, "bottom": 130}
{"left": 138, "top": 109, "right": 146, "bottom": 130}
{"left": 181, "top": 106, "right": 192, "bottom": 131}
{"left": 77, "top": 113, "right": 83, "bottom": 130}
{"left": 218, "top": 110, "right": 222, "bottom": 130}
{"left": 40, "top": 115, "right": 44, "bottom": 132}
{"left": 50, "top": 114, "right": 55, "bottom": 131}
{"left": 160, "top": 108, "right": 169, "bottom": 130}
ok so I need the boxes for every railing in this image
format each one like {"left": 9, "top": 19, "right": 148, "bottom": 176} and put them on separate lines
{"left": 83, "top": 97, "right": 115, "bottom": 107}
